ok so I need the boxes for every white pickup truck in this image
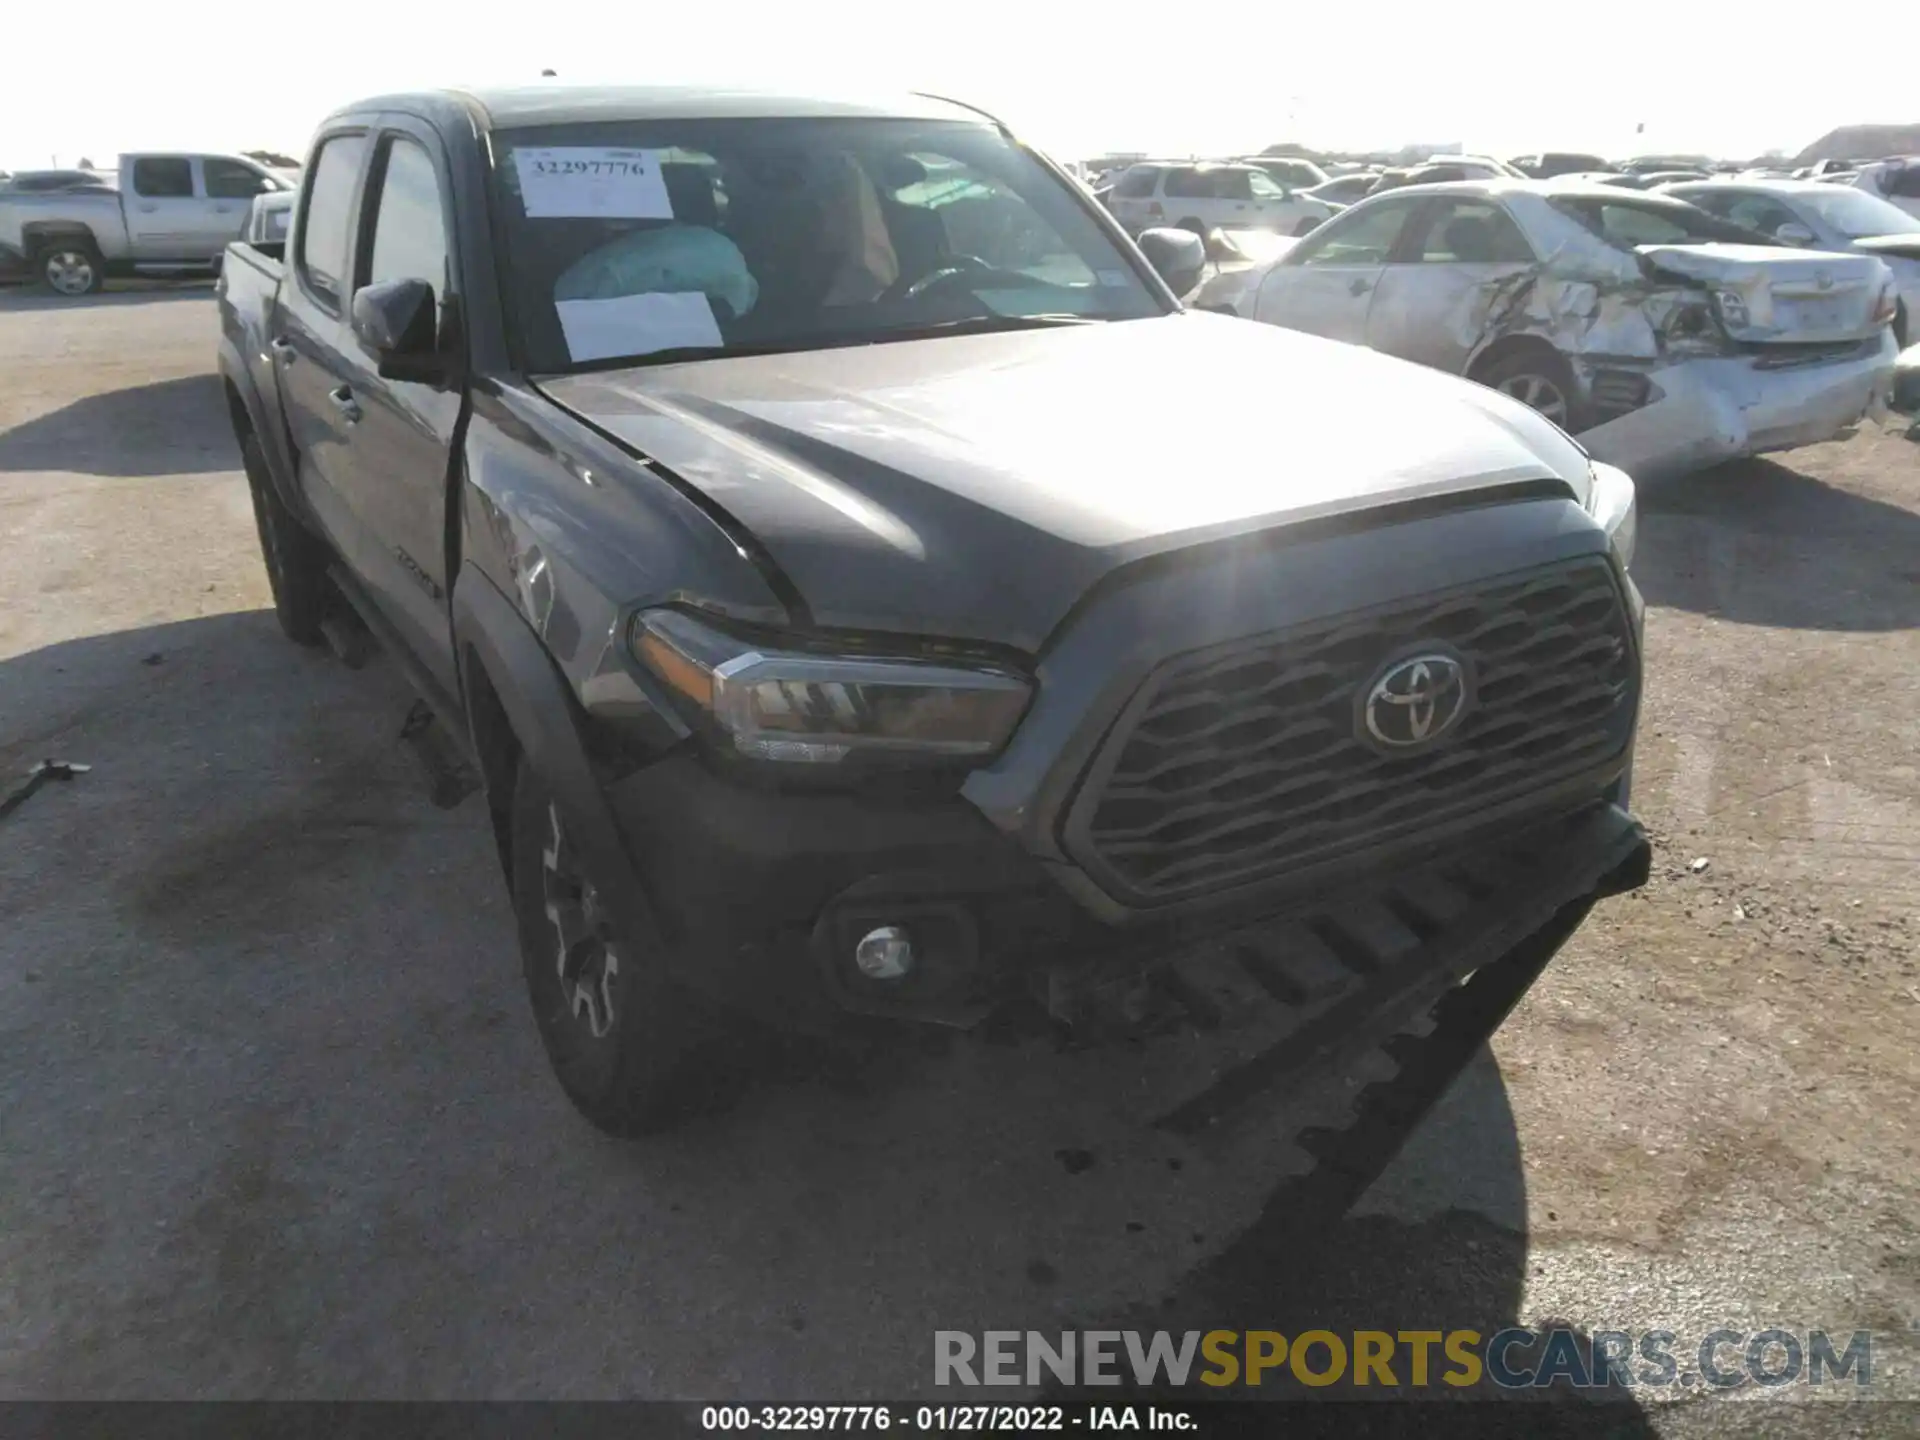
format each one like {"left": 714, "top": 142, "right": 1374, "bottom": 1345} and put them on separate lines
{"left": 0, "top": 152, "right": 290, "bottom": 295}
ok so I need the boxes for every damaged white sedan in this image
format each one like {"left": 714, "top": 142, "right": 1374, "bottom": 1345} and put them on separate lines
{"left": 1216, "top": 180, "right": 1901, "bottom": 480}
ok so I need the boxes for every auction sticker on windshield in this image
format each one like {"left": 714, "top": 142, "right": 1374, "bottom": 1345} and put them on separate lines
{"left": 512, "top": 147, "right": 674, "bottom": 219}
{"left": 556, "top": 291, "right": 723, "bottom": 362}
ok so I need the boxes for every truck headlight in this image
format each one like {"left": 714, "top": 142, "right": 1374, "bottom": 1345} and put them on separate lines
{"left": 1586, "top": 461, "right": 1637, "bottom": 570}
{"left": 631, "top": 609, "right": 1031, "bottom": 764}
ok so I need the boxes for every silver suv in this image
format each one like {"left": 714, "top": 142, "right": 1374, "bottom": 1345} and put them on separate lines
{"left": 1106, "top": 161, "right": 1333, "bottom": 238}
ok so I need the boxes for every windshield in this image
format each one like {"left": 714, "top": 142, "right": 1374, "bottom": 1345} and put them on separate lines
{"left": 1798, "top": 188, "right": 1920, "bottom": 239}
{"left": 491, "top": 117, "right": 1164, "bottom": 372}
{"left": 1551, "top": 195, "right": 1774, "bottom": 247}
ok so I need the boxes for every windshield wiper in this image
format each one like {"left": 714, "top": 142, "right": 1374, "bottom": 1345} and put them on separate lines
{"left": 866, "top": 314, "right": 1110, "bottom": 342}
{"left": 554, "top": 315, "right": 1109, "bottom": 374}
{"left": 569, "top": 341, "right": 819, "bottom": 372}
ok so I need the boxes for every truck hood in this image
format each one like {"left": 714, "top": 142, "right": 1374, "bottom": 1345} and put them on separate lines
{"left": 539, "top": 312, "right": 1593, "bottom": 651}
{"left": 1635, "top": 243, "right": 1892, "bottom": 344}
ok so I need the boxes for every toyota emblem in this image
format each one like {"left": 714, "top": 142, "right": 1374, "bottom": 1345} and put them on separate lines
{"left": 1360, "top": 651, "right": 1472, "bottom": 752}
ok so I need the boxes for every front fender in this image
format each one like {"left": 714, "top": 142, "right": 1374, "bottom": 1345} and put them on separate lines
{"left": 451, "top": 564, "right": 667, "bottom": 959}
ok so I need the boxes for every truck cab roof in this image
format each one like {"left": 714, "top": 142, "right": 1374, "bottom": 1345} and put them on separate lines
{"left": 326, "top": 85, "right": 1000, "bottom": 133}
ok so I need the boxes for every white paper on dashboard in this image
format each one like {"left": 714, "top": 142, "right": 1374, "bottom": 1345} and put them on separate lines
{"left": 556, "top": 292, "right": 724, "bottom": 363}
{"left": 511, "top": 147, "right": 674, "bottom": 219}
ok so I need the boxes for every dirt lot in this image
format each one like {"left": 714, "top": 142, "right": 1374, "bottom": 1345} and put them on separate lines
{"left": 1, "top": 284, "right": 1915, "bottom": 1428}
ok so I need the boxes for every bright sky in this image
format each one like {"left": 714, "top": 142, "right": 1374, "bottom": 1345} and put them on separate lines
{"left": 3, "top": 2, "right": 1900, "bottom": 172}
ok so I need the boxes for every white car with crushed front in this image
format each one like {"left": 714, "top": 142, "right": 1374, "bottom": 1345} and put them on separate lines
{"left": 1219, "top": 179, "right": 1900, "bottom": 481}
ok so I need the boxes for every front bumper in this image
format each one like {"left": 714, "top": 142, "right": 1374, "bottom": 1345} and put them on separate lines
{"left": 611, "top": 737, "right": 1647, "bottom": 1100}
{"left": 1581, "top": 330, "right": 1898, "bottom": 482}
{"left": 601, "top": 493, "right": 1647, "bottom": 1038}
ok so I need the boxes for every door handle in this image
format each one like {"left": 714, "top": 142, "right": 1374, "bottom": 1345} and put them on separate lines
{"left": 1349, "top": 277, "right": 1374, "bottom": 296}
{"left": 328, "top": 386, "right": 362, "bottom": 424}
{"left": 138, "top": 203, "right": 158, "bottom": 213}
{"left": 268, "top": 336, "right": 297, "bottom": 364}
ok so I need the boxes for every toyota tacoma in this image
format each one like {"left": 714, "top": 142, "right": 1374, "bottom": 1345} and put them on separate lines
{"left": 216, "top": 86, "right": 1649, "bottom": 1137}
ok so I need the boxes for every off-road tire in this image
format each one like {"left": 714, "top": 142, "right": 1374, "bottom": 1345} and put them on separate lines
{"left": 510, "top": 761, "right": 711, "bottom": 1137}
{"left": 240, "top": 430, "right": 330, "bottom": 645}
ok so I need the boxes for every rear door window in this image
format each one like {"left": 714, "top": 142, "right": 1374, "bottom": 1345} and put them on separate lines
{"left": 131, "top": 158, "right": 193, "bottom": 197}
{"left": 1163, "top": 168, "right": 1208, "bottom": 199}
{"left": 1411, "top": 200, "right": 1535, "bottom": 263}
{"left": 297, "top": 134, "right": 368, "bottom": 308}
{"left": 205, "top": 158, "right": 273, "bottom": 199}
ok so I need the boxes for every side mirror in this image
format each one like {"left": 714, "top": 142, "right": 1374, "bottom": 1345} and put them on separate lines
{"left": 1774, "top": 221, "right": 1816, "bottom": 245}
{"left": 351, "top": 277, "right": 443, "bottom": 383}
{"left": 1137, "top": 227, "right": 1206, "bottom": 297}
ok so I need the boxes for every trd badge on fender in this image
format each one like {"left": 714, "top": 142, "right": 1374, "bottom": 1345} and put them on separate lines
{"left": 1360, "top": 651, "right": 1472, "bottom": 751}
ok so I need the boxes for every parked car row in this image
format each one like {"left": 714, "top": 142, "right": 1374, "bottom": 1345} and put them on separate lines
{"left": 1094, "top": 147, "right": 1920, "bottom": 224}
{"left": 1658, "top": 180, "right": 1920, "bottom": 347}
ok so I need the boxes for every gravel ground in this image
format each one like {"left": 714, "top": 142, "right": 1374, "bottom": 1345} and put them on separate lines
{"left": 1, "top": 283, "right": 1915, "bottom": 1429}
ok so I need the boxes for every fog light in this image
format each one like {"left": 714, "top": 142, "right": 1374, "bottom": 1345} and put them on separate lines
{"left": 854, "top": 926, "right": 915, "bottom": 980}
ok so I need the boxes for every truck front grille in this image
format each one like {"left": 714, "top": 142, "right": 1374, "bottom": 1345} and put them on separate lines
{"left": 1067, "top": 557, "right": 1635, "bottom": 904}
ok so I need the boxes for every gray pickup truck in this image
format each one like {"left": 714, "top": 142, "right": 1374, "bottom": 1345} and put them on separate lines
{"left": 216, "top": 84, "right": 1649, "bottom": 1138}
{"left": 1, "top": 151, "right": 288, "bottom": 294}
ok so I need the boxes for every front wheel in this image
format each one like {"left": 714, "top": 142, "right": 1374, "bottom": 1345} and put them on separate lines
{"left": 510, "top": 763, "right": 713, "bottom": 1136}
{"left": 39, "top": 241, "right": 105, "bottom": 296}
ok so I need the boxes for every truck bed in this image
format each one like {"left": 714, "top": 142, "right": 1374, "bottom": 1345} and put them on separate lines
{"left": 224, "top": 237, "right": 285, "bottom": 277}
{"left": 216, "top": 238, "right": 295, "bottom": 498}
